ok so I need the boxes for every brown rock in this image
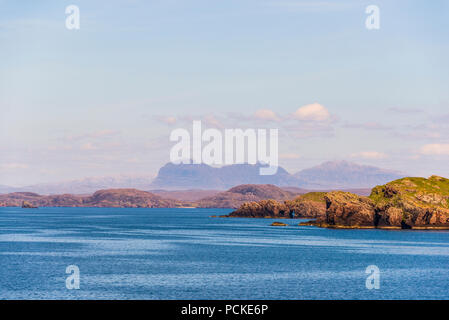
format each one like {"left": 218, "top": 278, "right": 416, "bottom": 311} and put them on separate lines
{"left": 271, "top": 222, "right": 288, "bottom": 226}
{"left": 229, "top": 199, "right": 289, "bottom": 218}
{"left": 323, "top": 191, "right": 375, "bottom": 227}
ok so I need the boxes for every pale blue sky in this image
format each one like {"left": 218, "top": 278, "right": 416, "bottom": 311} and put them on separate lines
{"left": 1, "top": 0, "right": 448, "bottom": 186}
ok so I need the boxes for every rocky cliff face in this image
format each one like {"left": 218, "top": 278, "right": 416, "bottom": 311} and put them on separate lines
{"left": 309, "top": 176, "right": 449, "bottom": 229}
{"left": 370, "top": 176, "right": 449, "bottom": 229}
{"left": 228, "top": 192, "right": 327, "bottom": 218}
{"left": 228, "top": 199, "right": 289, "bottom": 218}
{"left": 284, "top": 192, "right": 327, "bottom": 218}
{"left": 316, "top": 192, "right": 376, "bottom": 227}
{"left": 228, "top": 176, "right": 449, "bottom": 229}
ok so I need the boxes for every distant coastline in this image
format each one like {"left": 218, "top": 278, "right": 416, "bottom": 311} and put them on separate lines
{"left": 0, "top": 184, "right": 369, "bottom": 209}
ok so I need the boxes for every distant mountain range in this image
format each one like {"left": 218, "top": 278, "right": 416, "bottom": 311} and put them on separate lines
{"left": 151, "top": 162, "right": 299, "bottom": 190}
{"left": 0, "top": 160, "right": 405, "bottom": 194}
{"left": 0, "top": 175, "right": 154, "bottom": 195}
{"left": 151, "top": 161, "right": 405, "bottom": 190}
{"left": 293, "top": 161, "right": 405, "bottom": 189}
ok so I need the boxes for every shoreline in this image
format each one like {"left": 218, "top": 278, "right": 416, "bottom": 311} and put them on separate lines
{"left": 298, "top": 221, "right": 449, "bottom": 230}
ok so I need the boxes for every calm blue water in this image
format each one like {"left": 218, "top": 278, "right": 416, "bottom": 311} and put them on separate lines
{"left": 1, "top": 207, "right": 449, "bottom": 299}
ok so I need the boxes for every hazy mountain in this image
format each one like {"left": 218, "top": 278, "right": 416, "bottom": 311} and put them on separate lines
{"left": 7, "top": 175, "right": 154, "bottom": 195}
{"left": 1, "top": 160, "right": 407, "bottom": 195}
{"left": 151, "top": 161, "right": 405, "bottom": 190}
{"left": 294, "top": 161, "right": 406, "bottom": 189}
{"left": 151, "top": 163, "right": 301, "bottom": 190}
{"left": 0, "top": 185, "right": 19, "bottom": 194}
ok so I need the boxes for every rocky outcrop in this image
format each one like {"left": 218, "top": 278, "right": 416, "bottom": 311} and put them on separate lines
{"left": 313, "top": 192, "right": 376, "bottom": 227}
{"left": 271, "top": 222, "right": 288, "bottom": 226}
{"left": 370, "top": 176, "right": 449, "bottom": 229}
{"left": 284, "top": 192, "right": 327, "bottom": 218}
{"left": 307, "top": 176, "right": 449, "bottom": 229}
{"left": 228, "top": 199, "right": 289, "bottom": 218}
{"left": 228, "top": 192, "right": 327, "bottom": 218}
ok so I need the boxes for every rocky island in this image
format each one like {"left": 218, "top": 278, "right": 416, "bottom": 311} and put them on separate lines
{"left": 230, "top": 176, "right": 449, "bottom": 230}
{"left": 313, "top": 175, "right": 449, "bottom": 229}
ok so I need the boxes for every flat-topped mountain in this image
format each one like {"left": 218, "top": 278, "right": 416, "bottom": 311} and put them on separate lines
{"left": 151, "top": 163, "right": 300, "bottom": 190}
{"left": 151, "top": 161, "right": 405, "bottom": 190}
{"left": 197, "top": 184, "right": 299, "bottom": 209}
{"left": 1, "top": 160, "right": 406, "bottom": 194}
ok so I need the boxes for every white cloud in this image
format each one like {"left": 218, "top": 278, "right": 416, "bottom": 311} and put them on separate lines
{"left": 293, "top": 103, "right": 330, "bottom": 121}
{"left": 420, "top": 144, "right": 449, "bottom": 155}
{"left": 350, "top": 151, "right": 387, "bottom": 159}
{"left": 254, "top": 109, "right": 280, "bottom": 121}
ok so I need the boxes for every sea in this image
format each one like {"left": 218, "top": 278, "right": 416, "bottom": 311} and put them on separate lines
{"left": 1, "top": 207, "right": 449, "bottom": 299}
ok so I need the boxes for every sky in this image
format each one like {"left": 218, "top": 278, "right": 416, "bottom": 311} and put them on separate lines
{"left": 0, "top": 0, "right": 448, "bottom": 186}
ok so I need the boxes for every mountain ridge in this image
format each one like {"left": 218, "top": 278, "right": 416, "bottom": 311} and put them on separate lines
{"left": 152, "top": 160, "right": 405, "bottom": 190}
{"left": 0, "top": 160, "right": 406, "bottom": 194}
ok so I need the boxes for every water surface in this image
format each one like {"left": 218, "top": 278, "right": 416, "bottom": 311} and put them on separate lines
{"left": 1, "top": 207, "right": 449, "bottom": 299}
